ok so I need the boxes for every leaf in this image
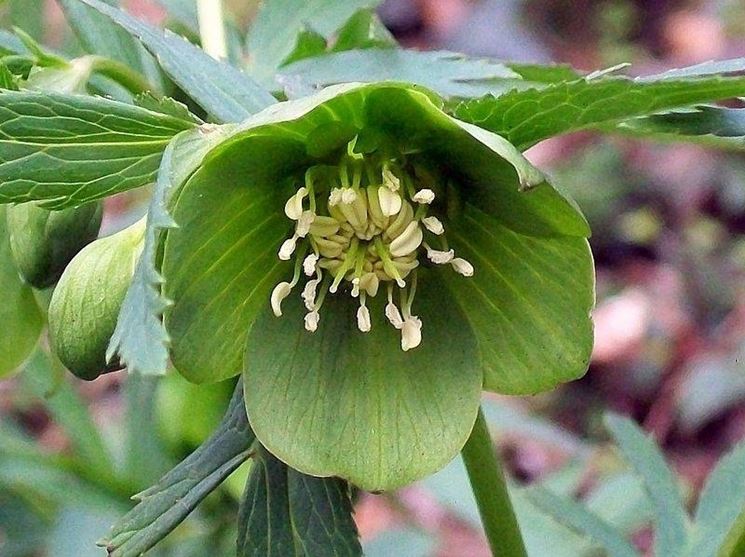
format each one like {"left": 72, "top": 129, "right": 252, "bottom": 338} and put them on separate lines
{"left": 278, "top": 48, "right": 522, "bottom": 98}
{"left": 57, "top": 0, "right": 164, "bottom": 92}
{"left": 108, "top": 126, "right": 229, "bottom": 376}
{"left": 155, "top": 0, "right": 199, "bottom": 34}
{"left": 331, "top": 9, "right": 396, "bottom": 52}
{"left": 283, "top": 27, "right": 328, "bottom": 66}
{"left": 362, "top": 529, "right": 434, "bottom": 557}
{"left": 244, "top": 271, "right": 482, "bottom": 491}
{"left": 684, "top": 442, "right": 745, "bottom": 557}
{"left": 444, "top": 206, "right": 594, "bottom": 394}
{"left": 525, "top": 488, "right": 639, "bottom": 557}
{"left": 604, "top": 413, "right": 690, "bottom": 557}
{"left": 455, "top": 71, "right": 745, "bottom": 150}
{"left": 0, "top": 90, "right": 194, "bottom": 207}
{"left": 102, "top": 381, "right": 254, "bottom": 557}
{"left": 0, "top": 205, "right": 42, "bottom": 377}
{"left": 18, "top": 350, "right": 114, "bottom": 481}
{"left": 246, "top": 0, "right": 383, "bottom": 86}
{"left": 74, "top": 0, "right": 276, "bottom": 123}
{"left": 612, "top": 106, "right": 745, "bottom": 150}
{"left": 237, "top": 445, "right": 361, "bottom": 556}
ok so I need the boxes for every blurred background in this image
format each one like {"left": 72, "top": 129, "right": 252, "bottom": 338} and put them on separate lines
{"left": 2, "top": 0, "right": 745, "bottom": 555}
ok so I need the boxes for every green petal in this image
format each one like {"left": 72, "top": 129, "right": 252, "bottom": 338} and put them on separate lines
{"left": 444, "top": 205, "right": 594, "bottom": 395}
{"left": 162, "top": 163, "right": 289, "bottom": 383}
{"left": 0, "top": 206, "right": 42, "bottom": 377}
{"left": 243, "top": 271, "right": 481, "bottom": 491}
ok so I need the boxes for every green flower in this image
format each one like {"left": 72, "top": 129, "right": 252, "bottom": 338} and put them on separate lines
{"left": 161, "top": 83, "right": 594, "bottom": 490}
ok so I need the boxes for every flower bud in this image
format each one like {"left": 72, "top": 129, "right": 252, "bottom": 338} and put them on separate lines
{"left": 7, "top": 201, "right": 103, "bottom": 289}
{"left": 48, "top": 219, "right": 145, "bottom": 380}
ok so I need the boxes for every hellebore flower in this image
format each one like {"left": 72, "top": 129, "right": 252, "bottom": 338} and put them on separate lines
{"left": 161, "top": 83, "right": 594, "bottom": 491}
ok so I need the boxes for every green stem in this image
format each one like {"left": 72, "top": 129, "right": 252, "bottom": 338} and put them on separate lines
{"left": 196, "top": 0, "right": 228, "bottom": 60}
{"left": 462, "top": 407, "right": 528, "bottom": 557}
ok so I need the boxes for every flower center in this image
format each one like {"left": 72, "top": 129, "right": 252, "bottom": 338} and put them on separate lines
{"left": 270, "top": 151, "right": 473, "bottom": 351}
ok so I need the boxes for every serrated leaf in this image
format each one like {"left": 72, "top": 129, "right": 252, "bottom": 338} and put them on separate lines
{"left": 613, "top": 106, "right": 745, "bottom": 150}
{"left": 246, "top": 0, "right": 382, "bottom": 86}
{"left": 455, "top": 70, "right": 745, "bottom": 150}
{"left": 684, "top": 442, "right": 745, "bottom": 557}
{"left": 279, "top": 48, "right": 522, "bottom": 98}
{"left": 0, "top": 205, "right": 42, "bottom": 377}
{"left": 604, "top": 413, "right": 690, "bottom": 557}
{"left": 102, "top": 381, "right": 254, "bottom": 557}
{"left": 0, "top": 90, "right": 194, "bottom": 207}
{"left": 283, "top": 26, "right": 328, "bottom": 66}
{"left": 134, "top": 92, "right": 202, "bottom": 123}
{"left": 57, "top": 0, "right": 164, "bottom": 92}
{"left": 108, "top": 125, "right": 230, "bottom": 376}
{"left": 74, "top": 0, "right": 276, "bottom": 123}
{"left": 331, "top": 9, "right": 396, "bottom": 52}
{"left": 526, "top": 488, "right": 639, "bottom": 557}
{"left": 238, "top": 445, "right": 361, "bottom": 557}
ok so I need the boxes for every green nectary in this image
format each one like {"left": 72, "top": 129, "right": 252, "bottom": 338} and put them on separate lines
{"left": 160, "top": 82, "right": 595, "bottom": 490}
{"left": 7, "top": 201, "right": 103, "bottom": 289}
{"left": 48, "top": 218, "right": 145, "bottom": 380}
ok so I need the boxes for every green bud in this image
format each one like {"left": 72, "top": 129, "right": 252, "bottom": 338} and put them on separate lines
{"left": 48, "top": 219, "right": 145, "bottom": 380}
{"left": 7, "top": 201, "right": 103, "bottom": 289}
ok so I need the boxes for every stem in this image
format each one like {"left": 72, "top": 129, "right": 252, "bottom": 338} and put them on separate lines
{"left": 196, "top": 0, "right": 228, "bottom": 60}
{"left": 462, "top": 407, "right": 528, "bottom": 557}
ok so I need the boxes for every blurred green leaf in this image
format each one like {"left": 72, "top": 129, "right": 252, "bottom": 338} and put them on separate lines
{"left": 362, "top": 528, "right": 434, "bottom": 557}
{"left": 331, "top": 9, "right": 396, "bottom": 52}
{"left": 19, "top": 350, "right": 115, "bottom": 483}
{"left": 283, "top": 27, "right": 328, "bottom": 66}
{"left": 685, "top": 442, "right": 745, "bottom": 557}
{"left": 74, "top": 0, "right": 276, "bottom": 122}
{"left": 0, "top": 90, "right": 194, "bottom": 207}
{"left": 604, "top": 413, "right": 690, "bottom": 557}
{"left": 103, "top": 382, "right": 254, "bottom": 557}
{"left": 279, "top": 49, "right": 521, "bottom": 98}
{"left": 8, "top": 0, "right": 45, "bottom": 42}
{"left": 455, "top": 69, "right": 745, "bottom": 149}
{"left": 155, "top": 0, "right": 199, "bottom": 33}
{"left": 526, "top": 488, "right": 639, "bottom": 557}
{"left": 237, "top": 445, "right": 361, "bottom": 556}
{"left": 57, "top": 0, "right": 164, "bottom": 92}
{"left": 246, "top": 0, "right": 382, "bottom": 85}
{"left": 585, "top": 472, "right": 653, "bottom": 535}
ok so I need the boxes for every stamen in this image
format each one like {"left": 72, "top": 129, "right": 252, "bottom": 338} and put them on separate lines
{"left": 284, "top": 187, "right": 308, "bottom": 220}
{"left": 271, "top": 282, "right": 292, "bottom": 317}
{"left": 329, "top": 238, "right": 360, "bottom": 293}
{"left": 422, "top": 216, "right": 444, "bottom": 235}
{"left": 401, "top": 316, "right": 422, "bottom": 351}
{"left": 308, "top": 216, "right": 340, "bottom": 237}
{"left": 357, "top": 296, "right": 371, "bottom": 332}
{"left": 451, "top": 257, "right": 474, "bottom": 277}
{"left": 302, "top": 277, "right": 320, "bottom": 310}
{"left": 296, "top": 210, "right": 315, "bottom": 237}
{"left": 385, "top": 286, "right": 404, "bottom": 328}
{"left": 374, "top": 237, "right": 406, "bottom": 287}
{"left": 412, "top": 189, "right": 435, "bottom": 204}
{"left": 389, "top": 221, "right": 423, "bottom": 257}
{"left": 341, "top": 188, "right": 358, "bottom": 205}
{"left": 329, "top": 188, "right": 343, "bottom": 207}
{"left": 303, "top": 253, "right": 319, "bottom": 276}
{"left": 423, "top": 243, "right": 454, "bottom": 264}
{"left": 278, "top": 234, "right": 298, "bottom": 260}
{"left": 359, "top": 272, "right": 379, "bottom": 297}
{"left": 304, "top": 310, "right": 320, "bottom": 332}
{"left": 382, "top": 165, "right": 401, "bottom": 191}
{"left": 378, "top": 186, "right": 402, "bottom": 217}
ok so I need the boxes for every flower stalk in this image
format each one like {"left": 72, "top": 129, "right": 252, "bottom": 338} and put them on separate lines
{"left": 197, "top": 0, "right": 228, "bottom": 60}
{"left": 462, "top": 407, "right": 528, "bottom": 557}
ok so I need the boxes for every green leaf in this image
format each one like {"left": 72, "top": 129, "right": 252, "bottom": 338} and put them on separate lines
{"left": 525, "top": 488, "right": 639, "bottom": 557}
{"left": 155, "top": 0, "right": 199, "bottom": 34}
{"left": 279, "top": 49, "right": 522, "bottom": 98}
{"left": 108, "top": 126, "right": 229, "bottom": 376}
{"left": 57, "top": 0, "right": 164, "bottom": 92}
{"left": 455, "top": 71, "right": 745, "bottom": 149}
{"left": 444, "top": 206, "right": 594, "bottom": 394}
{"left": 246, "top": 0, "right": 382, "bottom": 85}
{"left": 0, "top": 61, "right": 17, "bottom": 89}
{"left": 331, "top": 9, "right": 396, "bottom": 52}
{"left": 243, "top": 271, "right": 481, "bottom": 491}
{"left": 604, "top": 413, "right": 690, "bottom": 557}
{"left": 283, "top": 26, "right": 328, "bottom": 66}
{"left": 0, "top": 90, "right": 194, "bottom": 207}
{"left": 103, "top": 381, "right": 254, "bottom": 557}
{"left": 0, "top": 205, "right": 42, "bottom": 377}
{"left": 685, "top": 442, "right": 745, "bottom": 557}
{"left": 74, "top": 0, "right": 276, "bottom": 122}
{"left": 8, "top": 0, "right": 45, "bottom": 42}
{"left": 363, "top": 529, "right": 434, "bottom": 557}
{"left": 238, "top": 445, "right": 361, "bottom": 556}
{"left": 612, "top": 106, "right": 745, "bottom": 150}
{"left": 18, "top": 350, "right": 115, "bottom": 481}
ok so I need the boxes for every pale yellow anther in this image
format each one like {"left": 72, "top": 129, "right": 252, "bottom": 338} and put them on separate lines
{"left": 271, "top": 282, "right": 292, "bottom": 316}
{"left": 426, "top": 247, "right": 454, "bottom": 264}
{"left": 303, "top": 253, "right": 319, "bottom": 276}
{"left": 401, "top": 316, "right": 422, "bottom": 351}
{"left": 302, "top": 278, "right": 319, "bottom": 310}
{"left": 378, "top": 186, "right": 402, "bottom": 217}
{"left": 451, "top": 257, "right": 474, "bottom": 277}
{"left": 389, "top": 221, "right": 423, "bottom": 257}
{"left": 412, "top": 189, "right": 435, "bottom": 204}
{"left": 296, "top": 210, "right": 315, "bottom": 237}
{"left": 357, "top": 303, "right": 371, "bottom": 332}
{"left": 309, "top": 216, "right": 340, "bottom": 237}
{"left": 284, "top": 187, "right": 308, "bottom": 220}
{"left": 385, "top": 202, "right": 415, "bottom": 240}
{"left": 422, "top": 216, "right": 444, "bottom": 235}
{"left": 304, "top": 310, "right": 320, "bottom": 332}
{"left": 385, "top": 301, "right": 404, "bottom": 329}
{"left": 382, "top": 166, "right": 401, "bottom": 191}
{"left": 278, "top": 235, "right": 298, "bottom": 260}
{"left": 359, "top": 272, "right": 379, "bottom": 297}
